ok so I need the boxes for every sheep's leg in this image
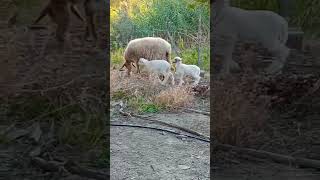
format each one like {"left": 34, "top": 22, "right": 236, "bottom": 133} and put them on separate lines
{"left": 127, "top": 64, "right": 132, "bottom": 76}
{"left": 169, "top": 72, "right": 175, "bottom": 85}
{"left": 162, "top": 73, "right": 171, "bottom": 85}
{"left": 150, "top": 73, "right": 158, "bottom": 85}
{"left": 148, "top": 73, "right": 152, "bottom": 80}
{"left": 177, "top": 75, "right": 184, "bottom": 86}
{"left": 136, "top": 63, "right": 140, "bottom": 74}
{"left": 265, "top": 40, "right": 289, "bottom": 74}
{"left": 221, "top": 56, "right": 231, "bottom": 76}
{"left": 192, "top": 76, "right": 201, "bottom": 86}
{"left": 179, "top": 79, "right": 184, "bottom": 86}
{"left": 220, "top": 39, "right": 237, "bottom": 76}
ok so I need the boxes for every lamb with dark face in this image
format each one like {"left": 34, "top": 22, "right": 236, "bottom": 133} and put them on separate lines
{"left": 173, "top": 57, "right": 201, "bottom": 86}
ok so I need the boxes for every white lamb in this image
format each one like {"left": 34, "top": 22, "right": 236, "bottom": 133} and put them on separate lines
{"left": 138, "top": 58, "right": 174, "bottom": 85}
{"left": 173, "top": 57, "right": 201, "bottom": 86}
{"left": 212, "top": 0, "right": 290, "bottom": 75}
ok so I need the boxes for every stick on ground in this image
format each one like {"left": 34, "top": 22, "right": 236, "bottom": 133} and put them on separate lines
{"left": 215, "top": 143, "right": 320, "bottom": 170}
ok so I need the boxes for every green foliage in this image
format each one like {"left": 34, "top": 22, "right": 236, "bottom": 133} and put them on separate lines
{"left": 111, "top": 48, "right": 125, "bottom": 65}
{"left": 139, "top": 103, "right": 160, "bottom": 113}
{"left": 175, "top": 47, "right": 210, "bottom": 71}
{"left": 58, "top": 112, "right": 106, "bottom": 148}
{"left": 7, "top": 96, "right": 53, "bottom": 120}
{"left": 230, "top": 0, "right": 320, "bottom": 37}
{"left": 112, "top": 90, "right": 130, "bottom": 100}
{"left": 292, "top": 0, "right": 320, "bottom": 37}
{"left": 128, "top": 97, "right": 162, "bottom": 113}
{"left": 111, "top": 0, "right": 210, "bottom": 47}
{"left": 230, "top": 0, "right": 279, "bottom": 11}
{"left": 96, "top": 147, "right": 110, "bottom": 168}
{"left": 0, "top": 134, "right": 9, "bottom": 144}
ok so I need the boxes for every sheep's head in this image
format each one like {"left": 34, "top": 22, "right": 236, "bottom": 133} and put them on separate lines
{"left": 119, "top": 61, "right": 136, "bottom": 71}
{"left": 173, "top": 57, "right": 182, "bottom": 64}
{"left": 138, "top": 58, "right": 148, "bottom": 66}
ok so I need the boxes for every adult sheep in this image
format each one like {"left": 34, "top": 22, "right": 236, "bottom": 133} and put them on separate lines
{"left": 119, "top": 37, "right": 172, "bottom": 76}
{"left": 212, "top": 0, "right": 290, "bottom": 76}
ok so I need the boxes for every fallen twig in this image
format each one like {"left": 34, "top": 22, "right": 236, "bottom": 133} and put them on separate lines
{"left": 64, "top": 160, "right": 109, "bottom": 180}
{"left": 30, "top": 103, "right": 76, "bottom": 122}
{"left": 215, "top": 143, "right": 320, "bottom": 170}
{"left": 31, "top": 157, "right": 64, "bottom": 172}
{"left": 288, "top": 78, "right": 320, "bottom": 111}
{"left": 115, "top": 102, "right": 210, "bottom": 140}
{"left": 18, "top": 74, "right": 102, "bottom": 93}
{"left": 110, "top": 122, "right": 210, "bottom": 143}
{"left": 31, "top": 157, "right": 109, "bottom": 180}
{"left": 183, "top": 108, "right": 210, "bottom": 116}
{"left": 131, "top": 113, "right": 209, "bottom": 140}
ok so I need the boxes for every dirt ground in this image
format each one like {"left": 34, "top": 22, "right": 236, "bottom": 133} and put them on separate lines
{"left": 110, "top": 113, "right": 210, "bottom": 180}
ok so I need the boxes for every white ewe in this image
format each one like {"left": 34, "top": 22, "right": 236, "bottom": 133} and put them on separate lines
{"left": 212, "top": 0, "right": 290, "bottom": 75}
{"left": 138, "top": 58, "right": 174, "bottom": 85}
{"left": 173, "top": 57, "right": 201, "bottom": 86}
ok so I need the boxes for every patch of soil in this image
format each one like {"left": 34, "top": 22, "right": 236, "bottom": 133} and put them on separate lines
{"left": 110, "top": 113, "right": 210, "bottom": 180}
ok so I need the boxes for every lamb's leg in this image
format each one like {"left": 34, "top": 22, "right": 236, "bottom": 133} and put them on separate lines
{"left": 177, "top": 75, "right": 184, "bottom": 86}
{"left": 265, "top": 41, "right": 290, "bottom": 74}
{"left": 169, "top": 72, "right": 175, "bottom": 85}
{"left": 157, "top": 74, "right": 165, "bottom": 85}
{"left": 221, "top": 56, "right": 231, "bottom": 75}
{"left": 192, "top": 76, "right": 201, "bottom": 86}
{"left": 162, "top": 73, "right": 171, "bottom": 85}
{"left": 136, "top": 63, "right": 140, "bottom": 74}
{"left": 220, "top": 40, "right": 237, "bottom": 76}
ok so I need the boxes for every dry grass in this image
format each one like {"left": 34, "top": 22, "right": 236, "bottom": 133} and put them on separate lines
{"left": 154, "top": 86, "right": 194, "bottom": 109}
{"left": 212, "top": 75, "right": 271, "bottom": 146}
{"left": 110, "top": 69, "right": 195, "bottom": 111}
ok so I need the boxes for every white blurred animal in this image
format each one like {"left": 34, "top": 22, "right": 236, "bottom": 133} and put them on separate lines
{"left": 173, "top": 57, "right": 201, "bottom": 86}
{"left": 212, "top": 0, "right": 290, "bottom": 75}
{"left": 138, "top": 58, "right": 174, "bottom": 85}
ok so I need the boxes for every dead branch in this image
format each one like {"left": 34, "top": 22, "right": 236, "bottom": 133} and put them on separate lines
{"left": 31, "top": 157, "right": 64, "bottom": 172}
{"left": 64, "top": 160, "right": 109, "bottom": 180}
{"left": 120, "top": 111, "right": 209, "bottom": 140}
{"left": 30, "top": 103, "right": 76, "bottom": 122}
{"left": 183, "top": 108, "right": 210, "bottom": 116}
{"left": 17, "top": 74, "right": 102, "bottom": 93}
{"left": 215, "top": 143, "right": 320, "bottom": 170}
{"left": 31, "top": 157, "right": 109, "bottom": 180}
{"left": 115, "top": 101, "right": 209, "bottom": 140}
{"left": 110, "top": 122, "right": 210, "bottom": 143}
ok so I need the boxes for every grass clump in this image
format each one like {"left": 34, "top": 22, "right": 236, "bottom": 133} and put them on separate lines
{"left": 110, "top": 70, "right": 195, "bottom": 113}
{"left": 212, "top": 75, "right": 270, "bottom": 146}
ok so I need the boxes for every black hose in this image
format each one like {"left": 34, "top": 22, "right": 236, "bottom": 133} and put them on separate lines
{"left": 110, "top": 123, "right": 210, "bottom": 143}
